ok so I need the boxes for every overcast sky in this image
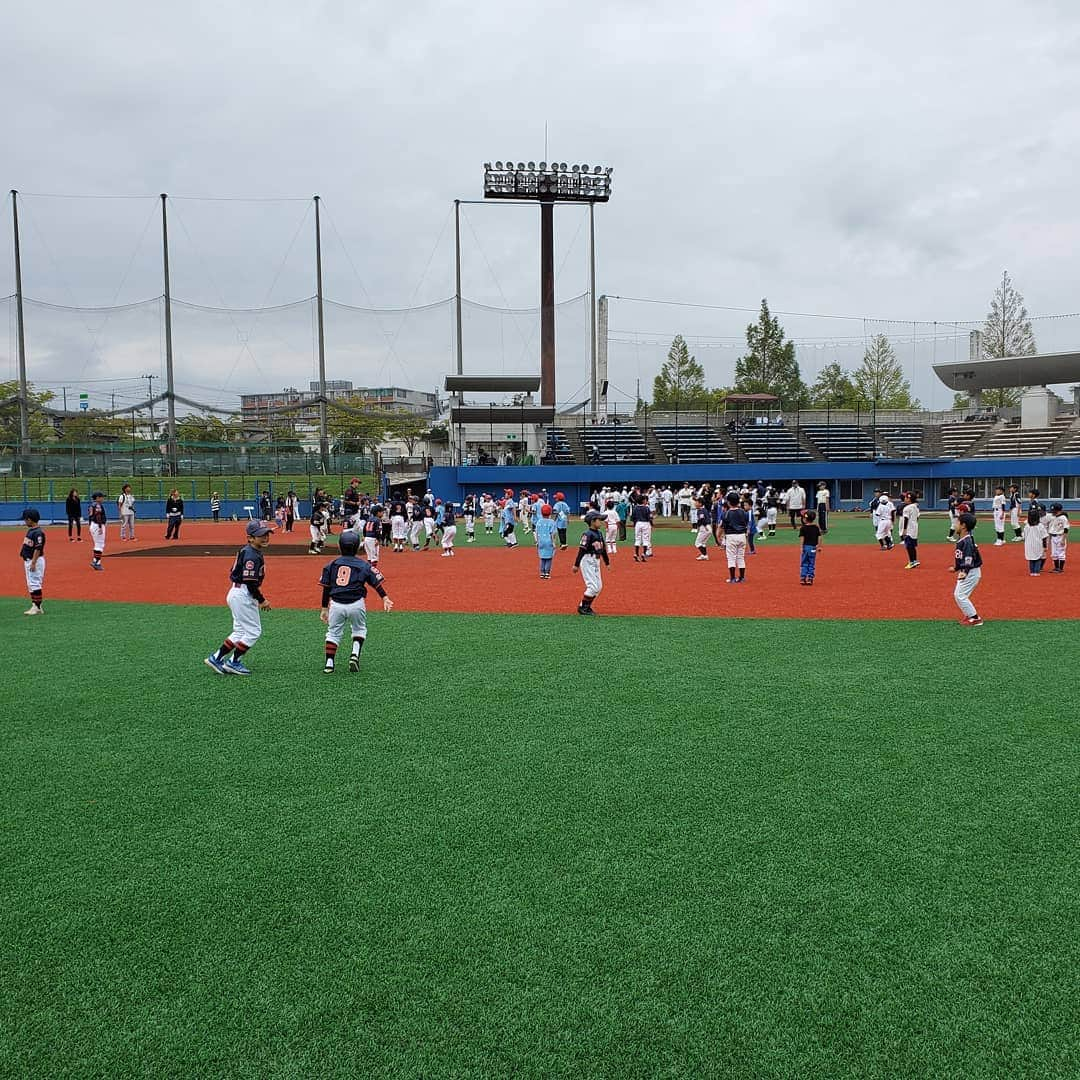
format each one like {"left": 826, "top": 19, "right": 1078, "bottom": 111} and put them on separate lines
{"left": 3, "top": 0, "right": 1080, "bottom": 411}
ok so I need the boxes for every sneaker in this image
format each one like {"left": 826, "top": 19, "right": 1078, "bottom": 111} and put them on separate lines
{"left": 726, "top": 578, "right": 737, "bottom": 584}
{"left": 1011, "top": 537, "right": 1023, "bottom": 543}
{"left": 441, "top": 551, "right": 452, "bottom": 557}
{"left": 696, "top": 554, "right": 709, "bottom": 561}
{"left": 223, "top": 658, "right": 252, "bottom": 675}
{"left": 348, "top": 656, "right": 360, "bottom": 673}
{"left": 23, "top": 606, "right": 42, "bottom": 615}
{"left": 90, "top": 561, "right": 103, "bottom": 571}
{"left": 904, "top": 561, "right": 916, "bottom": 570}
{"left": 204, "top": 653, "right": 226, "bottom": 675}
{"left": 323, "top": 661, "right": 335, "bottom": 675}
{"left": 577, "top": 605, "right": 595, "bottom": 616}
{"left": 994, "top": 540, "right": 1005, "bottom": 546}
{"left": 964, "top": 615, "right": 984, "bottom": 627}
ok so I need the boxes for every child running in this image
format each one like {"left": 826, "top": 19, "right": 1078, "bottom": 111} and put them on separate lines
{"left": 950, "top": 512, "right": 984, "bottom": 626}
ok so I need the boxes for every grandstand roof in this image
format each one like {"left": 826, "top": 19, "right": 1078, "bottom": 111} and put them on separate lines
{"left": 726, "top": 393, "right": 779, "bottom": 402}
{"left": 444, "top": 375, "right": 541, "bottom": 392}
{"left": 933, "top": 351, "right": 1080, "bottom": 391}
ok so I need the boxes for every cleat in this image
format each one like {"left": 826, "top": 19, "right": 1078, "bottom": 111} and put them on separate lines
{"left": 24, "top": 606, "right": 42, "bottom": 615}
{"left": 223, "top": 658, "right": 252, "bottom": 675}
{"left": 696, "top": 554, "right": 709, "bottom": 561}
{"left": 323, "top": 662, "right": 335, "bottom": 675}
{"left": 90, "top": 562, "right": 103, "bottom": 571}
{"left": 964, "top": 615, "right": 984, "bottom": 627}
{"left": 348, "top": 656, "right": 360, "bottom": 673}
{"left": 204, "top": 654, "right": 226, "bottom": 674}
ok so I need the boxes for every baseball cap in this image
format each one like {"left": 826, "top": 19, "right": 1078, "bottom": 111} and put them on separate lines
{"left": 584, "top": 510, "right": 603, "bottom": 524}
{"left": 246, "top": 521, "right": 274, "bottom": 537}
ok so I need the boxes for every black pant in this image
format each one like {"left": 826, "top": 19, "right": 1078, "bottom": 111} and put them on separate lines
{"left": 212, "top": 509, "right": 220, "bottom": 522}
{"left": 67, "top": 515, "right": 81, "bottom": 538}
{"left": 557, "top": 527, "right": 567, "bottom": 547}
{"left": 285, "top": 514, "right": 294, "bottom": 532}
{"left": 789, "top": 510, "right": 800, "bottom": 528}
{"left": 165, "top": 515, "right": 182, "bottom": 539}
{"left": 818, "top": 505, "right": 828, "bottom": 532}
{"left": 903, "top": 537, "right": 918, "bottom": 562}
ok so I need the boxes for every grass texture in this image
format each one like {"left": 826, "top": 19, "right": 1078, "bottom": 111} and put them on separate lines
{"left": 1, "top": 602, "right": 1076, "bottom": 1078}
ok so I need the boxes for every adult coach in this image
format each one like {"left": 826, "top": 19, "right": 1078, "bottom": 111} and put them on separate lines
{"left": 785, "top": 480, "right": 806, "bottom": 528}
{"left": 117, "top": 484, "right": 136, "bottom": 541}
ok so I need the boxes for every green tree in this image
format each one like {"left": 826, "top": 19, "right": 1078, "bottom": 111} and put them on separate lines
{"left": 0, "top": 381, "right": 55, "bottom": 447}
{"left": 734, "top": 300, "right": 808, "bottom": 407}
{"left": 387, "top": 412, "right": 428, "bottom": 456}
{"left": 176, "top": 413, "right": 237, "bottom": 444}
{"left": 953, "top": 270, "right": 1037, "bottom": 410}
{"left": 852, "top": 336, "right": 919, "bottom": 408}
{"left": 327, "top": 401, "right": 403, "bottom": 454}
{"left": 809, "top": 362, "right": 858, "bottom": 409}
{"left": 57, "top": 411, "right": 132, "bottom": 444}
{"left": 652, "top": 335, "right": 706, "bottom": 407}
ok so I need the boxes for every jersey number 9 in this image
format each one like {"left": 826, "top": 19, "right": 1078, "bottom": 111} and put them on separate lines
{"left": 335, "top": 565, "right": 352, "bottom": 586}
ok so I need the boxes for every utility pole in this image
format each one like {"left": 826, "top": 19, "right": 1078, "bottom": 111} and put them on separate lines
{"left": 11, "top": 190, "right": 30, "bottom": 458}
{"left": 161, "top": 194, "right": 177, "bottom": 474}
{"left": 62, "top": 387, "right": 68, "bottom": 412}
{"left": 589, "top": 204, "right": 597, "bottom": 416}
{"left": 314, "top": 195, "right": 329, "bottom": 472}
{"left": 143, "top": 374, "right": 156, "bottom": 432}
{"left": 539, "top": 199, "right": 555, "bottom": 407}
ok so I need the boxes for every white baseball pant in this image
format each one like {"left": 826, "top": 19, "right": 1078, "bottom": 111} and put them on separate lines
{"left": 875, "top": 518, "right": 893, "bottom": 541}
{"left": 633, "top": 522, "right": 652, "bottom": 549}
{"left": 90, "top": 523, "right": 106, "bottom": 553}
{"left": 226, "top": 584, "right": 262, "bottom": 646}
{"left": 1051, "top": 535, "right": 1067, "bottom": 560}
{"left": 725, "top": 534, "right": 747, "bottom": 568}
{"left": 441, "top": 525, "right": 457, "bottom": 549}
{"left": 993, "top": 511, "right": 1005, "bottom": 533}
{"left": 580, "top": 554, "right": 603, "bottom": 597}
{"left": 24, "top": 557, "right": 45, "bottom": 593}
{"left": 326, "top": 598, "right": 367, "bottom": 644}
{"left": 409, "top": 521, "right": 422, "bottom": 546}
{"left": 363, "top": 537, "right": 380, "bottom": 562}
{"left": 953, "top": 568, "right": 981, "bottom": 617}
{"left": 1010, "top": 507, "right": 1020, "bottom": 529}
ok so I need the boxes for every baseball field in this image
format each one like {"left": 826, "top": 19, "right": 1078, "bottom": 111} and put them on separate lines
{"left": 2, "top": 514, "right": 1076, "bottom": 1078}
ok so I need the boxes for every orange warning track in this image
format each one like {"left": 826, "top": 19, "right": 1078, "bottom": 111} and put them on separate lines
{"left": 4, "top": 522, "right": 1078, "bottom": 620}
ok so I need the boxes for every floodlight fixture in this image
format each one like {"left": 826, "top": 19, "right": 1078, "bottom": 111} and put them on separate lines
{"left": 482, "top": 159, "right": 613, "bottom": 202}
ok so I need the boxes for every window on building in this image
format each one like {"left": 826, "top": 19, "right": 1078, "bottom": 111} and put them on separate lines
{"left": 838, "top": 480, "right": 863, "bottom": 501}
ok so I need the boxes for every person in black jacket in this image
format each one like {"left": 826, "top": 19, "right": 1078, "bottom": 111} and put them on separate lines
{"left": 165, "top": 489, "right": 184, "bottom": 539}
{"left": 65, "top": 488, "right": 82, "bottom": 541}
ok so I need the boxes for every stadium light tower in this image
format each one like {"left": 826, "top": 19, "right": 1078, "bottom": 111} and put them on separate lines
{"left": 482, "top": 162, "right": 613, "bottom": 408}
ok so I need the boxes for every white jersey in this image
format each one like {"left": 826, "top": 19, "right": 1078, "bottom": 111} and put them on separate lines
{"left": 901, "top": 503, "right": 920, "bottom": 540}
{"left": 1023, "top": 521, "right": 1048, "bottom": 560}
{"left": 1046, "top": 513, "right": 1069, "bottom": 537}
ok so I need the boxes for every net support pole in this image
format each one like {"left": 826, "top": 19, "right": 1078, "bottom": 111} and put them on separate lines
{"left": 454, "top": 200, "right": 464, "bottom": 381}
{"left": 539, "top": 199, "right": 555, "bottom": 407}
{"left": 589, "top": 203, "right": 597, "bottom": 417}
{"left": 160, "top": 194, "right": 178, "bottom": 475}
{"left": 314, "top": 195, "right": 329, "bottom": 473}
{"left": 11, "top": 191, "right": 30, "bottom": 458}
{"left": 597, "top": 295, "right": 609, "bottom": 422}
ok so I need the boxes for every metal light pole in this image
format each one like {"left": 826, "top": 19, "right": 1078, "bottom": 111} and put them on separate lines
{"left": 589, "top": 204, "right": 597, "bottom": 416}
{"left": 160, "top": 195, "right": 178, "bottom": 475}
{"left": 10, "top": 191, "right": 29, "bottom": 458}
{"left": 314, "top": 195, "right": 329, "bottom": 473}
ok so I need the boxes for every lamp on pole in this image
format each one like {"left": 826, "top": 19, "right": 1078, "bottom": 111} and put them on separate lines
{"left": 482, "top": 161, "right": 613, "bottom": 408}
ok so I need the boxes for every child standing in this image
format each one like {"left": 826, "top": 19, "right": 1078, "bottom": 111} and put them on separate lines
{"left": 362, "top": 505, "right": 383, "bottom": 566}
{"left": 309, "top": 502, "right": 329, "bottom": 555}
{"left": 210, "top": 491, "right": 221, "bottom": 523}
{"left": 742, "top": 496, "right": 758, "bottom": 554}
{"left": 951, "top": 513, "right": 984, "bottom": 626}
{"left": 462, "top": 494, "right": 476, "bottom": 543}
{"left": 1022, "top": 509, "right": 1048, "bottom": 575}
{"left": 603, "top": 500, "right": 619, "bottom": 556}
{"left": 573, "top": 511, "right": 609, "bottom": 614}
{"left": 693, "top": 498, "right": 710, "bottom": 560}
{"left": 991, "top": 486, "right": 1007, "bottom": 545}
{"left": 500, "top": 498, "right": 518, "bottom": 547}
{"left": 205, "top": 520, "right": 274, "bottom": 675}
{"left": 1046, "top": 503, "right": 1069, "bottom": 573}
{"left": 535, "top": 504, "right": 557, "bottom": 578}
{"left": 798, "top": 509, "right": 821, "bottom": 585}
{"left": 20, "top": 508, "right": 46, "bottom": 615}
{"left": 900, "top": 491, "right": 921, "bottom": 569}
{"left": 552, "top": 493, "right": 570, "bottom": 550}
{"left": 441, "top": 501, "right": 457, "bottom": 557}
{"left": 875, "top": 492, "right": 895, "bottom": 550}
{"left": 87, "top": 491, "right": 108, "bottom": 571}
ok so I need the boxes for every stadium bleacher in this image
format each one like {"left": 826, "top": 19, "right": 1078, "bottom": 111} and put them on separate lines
{"left": 800, "top": 425, "right": 880, "bottom": 460}
{"left": 651, "top": 427, "right": 734, "bottom": 464}
{"left": 545, "top": 428, "right": 574, "bottom": 464}
{"left": 939, "top": 420, "right": 996, "bottom": 457}
{"left": 730, "top": 426, "right": 812, "bottom": 462}
{"left": 971, "top": 416, "right": 1075, "bottom": 458}
{"left": 578, "top": 424, "right": 653, "bottom": 464}
{"left": 875, "top": 425, "right": 926, "bottom": 457}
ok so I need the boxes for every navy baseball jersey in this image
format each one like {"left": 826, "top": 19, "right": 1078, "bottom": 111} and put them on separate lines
{"left": 575, "top": 526, "right": 609, "bottom": 565}
{"left": 20, "top": 526, "right": 45, "bottom": 560}
{"left": 229, "top": 543, "right": 266, "bottom": 600}
{"left": 953, "top": 535, "right": 983, "bottom": 571}
{"left": 444, "top": 505, "right": 456, "bottom": 526}
{"left": 362, "top": 518, "right": 382, "bottom": 542}
{"left": 319, "top": 556, "right": 387, "bottom": 603}
{"left": 87, "top": 502, "right": 107, "bottom": 526}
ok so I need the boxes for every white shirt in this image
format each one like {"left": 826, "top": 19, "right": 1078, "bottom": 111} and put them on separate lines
{"left": 1046, "top": 513, "right": 1069, "bottom": 537}
{"left": 992, "top": 494, "right": 1007, "bottom": 513}
{"left": 901, "top": 503, "right": 920, "bottom": 539}
{"left": 787, "top": 486, "right": 805, "bottom": 510}
{"left": 816, "top": 488, "right": 829, "bottom": 506}
{"left": 1023, "top": 521, "right": 1048, "bottom": 559}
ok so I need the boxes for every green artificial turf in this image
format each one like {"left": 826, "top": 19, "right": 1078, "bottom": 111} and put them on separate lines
{"left": 2, "top": 602, "right": 1076, "bottom": 1079}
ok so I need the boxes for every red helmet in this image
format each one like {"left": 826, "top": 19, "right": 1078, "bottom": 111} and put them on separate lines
{"left": 541, "top": 504, "right": 552, "bottom": 517}
{"left": 554, "top": 491, "right": 565, "bottom": 501}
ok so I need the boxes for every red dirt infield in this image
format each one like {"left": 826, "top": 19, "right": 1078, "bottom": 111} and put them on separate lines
{"left": 5, "top": 522, "right": 1079, "bottom": 620}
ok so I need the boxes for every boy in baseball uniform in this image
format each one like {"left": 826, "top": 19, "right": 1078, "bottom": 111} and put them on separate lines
{"left": 573, "top": 511, "right": 609, "bottom": 614}
{"left": 603, "top": 500, "right": 619, "bottom": 556}
{"left": 951, "top": 513, "right": 984, "bottom": 626}
{"left": 693, "top": 497, "right": 711, "bottom": 560}
{"left": 875, "top": 493, "right": 895, "bottom": 550}
{"left": 20, "top": 508, "right": 46, "bottom": 615}
{"left": 1046, "top": 503, "right": 1069, "bottom": 573}
{"left": 991, "top": 486, "right": 1007, "bottom": 545}
{"left": 318, "top": 529, "right": 393, "bottom": 674}
{"left": 205, "top": 520, "right": 274, "bottom": 675}
{"left": 87, "top": 491, "right": 108, "bottom": 571}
